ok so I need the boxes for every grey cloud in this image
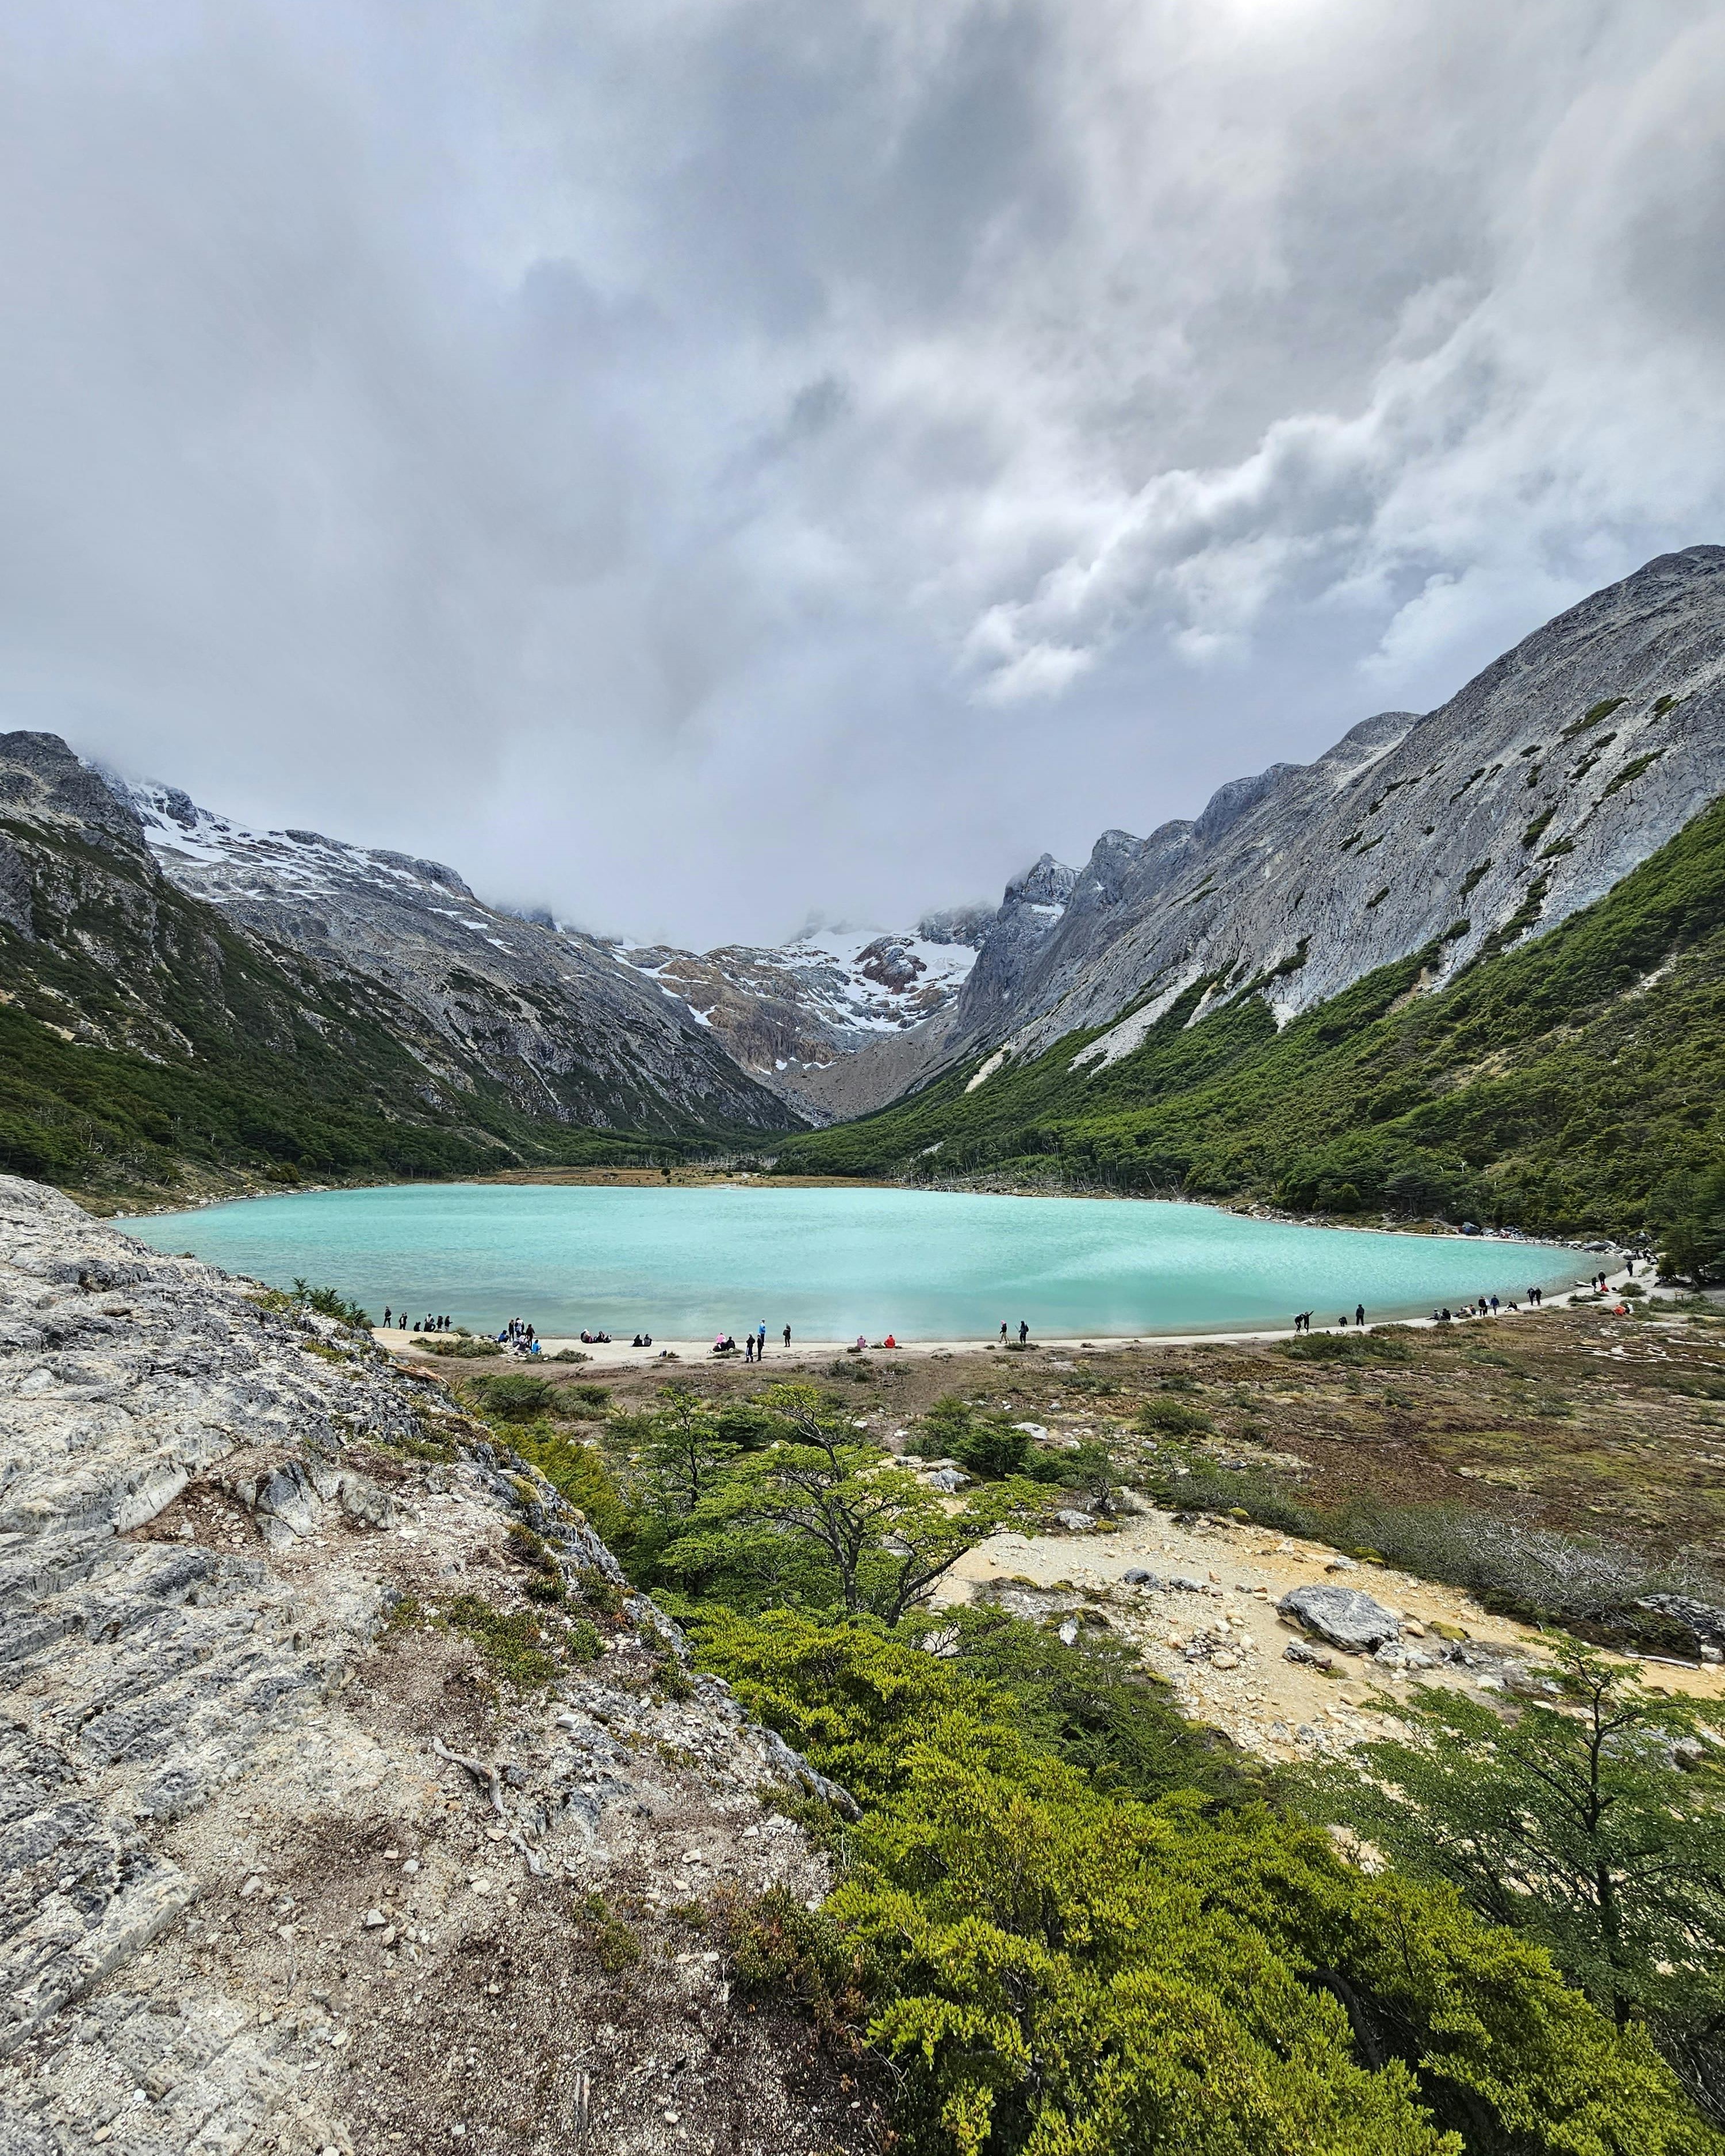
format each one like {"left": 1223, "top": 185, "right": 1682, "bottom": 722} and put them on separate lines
{"left": 0, "top": 0, "right": 1721, "bottom": 945}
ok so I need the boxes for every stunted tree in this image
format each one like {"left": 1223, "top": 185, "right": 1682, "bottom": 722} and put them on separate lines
{"left": 687, "top": 1383, "right": 1044, "bottom": 1626}
{"left": 625, "top": 1382, "right": 741, "bottom": 1518}
{"left": 1303, "top": 1637, "right": 1725, "bottom": 2117}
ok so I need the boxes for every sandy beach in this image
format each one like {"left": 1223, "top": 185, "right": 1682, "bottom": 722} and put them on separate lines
{"left": 374, "top": 1262, "right": 1644, "bottom": 1371}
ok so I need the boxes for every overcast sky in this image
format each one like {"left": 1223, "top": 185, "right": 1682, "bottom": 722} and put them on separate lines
{"left": 3, "top": 1, "right": 1723, "bottom": 945}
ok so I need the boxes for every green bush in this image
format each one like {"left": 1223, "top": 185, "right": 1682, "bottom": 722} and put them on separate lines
{"left": 695, "top": 1610, "right": 1714, "bottom": 2154}
{"left": 910, "top": 1396, "right": 1035, "bottom": 1478}
{"left": 466, "top": 1370, "right": 559, "bottom": 1421}
{"left": 287, "top": 1278, "right": 373, "bottom": 1329}
{"left": 1299, "top": 1641, "right": 1725, "bottom": 2123}
{"left": 1275, "top": 1328, "right": 1414, "bottom": 1364}
{"left": 1134, "top": 1396, "right": 1214, "bottom": 1434}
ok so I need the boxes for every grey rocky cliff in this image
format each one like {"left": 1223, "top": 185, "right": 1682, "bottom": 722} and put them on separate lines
{"left": 110, "top": 774, "right": 796, "bottom": 1138}
{"left": 0, "top": 1178, "right": 870, "bottom": 2155}
{"left": 865, "top": 545, "right": 1725, "bottom": 1094}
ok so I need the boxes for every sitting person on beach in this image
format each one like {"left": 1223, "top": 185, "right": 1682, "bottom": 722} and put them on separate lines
{"left": 883, "top": 1333, "right": 896, "bottom": 1349}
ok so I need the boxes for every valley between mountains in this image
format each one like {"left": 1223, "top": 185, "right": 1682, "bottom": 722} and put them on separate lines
{"left": 2, "top": 547, "right": 1723, "bottom": 1265}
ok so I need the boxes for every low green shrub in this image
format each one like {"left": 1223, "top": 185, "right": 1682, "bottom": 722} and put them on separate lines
{"left": 575, "top": 1892, "right": 641, "bottom": 1974}
{"left": 1134, "top": 1396, "right": 1214, "bottom": 1434}
{"left": 466, "top": 1370, "right": 559, "bottom": 1421}
{"left": 289, "top": 1277, "right": 373, "bottom": 1328}
{"left": 1274, "top": 1328, "right": 1414, "bottom": 1364}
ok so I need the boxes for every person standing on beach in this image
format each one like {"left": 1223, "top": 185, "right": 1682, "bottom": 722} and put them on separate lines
{"left": 757, "top": 1321, "right": 767, "bottom": 1360}
{"left": 1018, "top": 1319, "right": 1029, "bottom": 1344}
{"left": 1355, "top": 1304, "right": 1365, "bottom": 1327}
{"left": 783, "top": 1324, "right": 791, "bottom": 1349}
{"left": 999, "top": 1321, "right": 1008, "bottom": 1344}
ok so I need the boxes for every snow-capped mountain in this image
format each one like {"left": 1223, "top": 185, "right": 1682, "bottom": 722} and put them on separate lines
{"left": 609, "top": 910, "right": 992, "bottom": 1121}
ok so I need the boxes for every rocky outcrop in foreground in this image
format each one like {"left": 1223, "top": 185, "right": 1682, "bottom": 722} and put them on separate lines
{"left": 0, "top": 1179, "right": 869, "bottom": 2156}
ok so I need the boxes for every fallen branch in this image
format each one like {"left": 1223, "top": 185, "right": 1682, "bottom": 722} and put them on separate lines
{"left": 433, "top": 1735, "right": 505, "bottom": 1816}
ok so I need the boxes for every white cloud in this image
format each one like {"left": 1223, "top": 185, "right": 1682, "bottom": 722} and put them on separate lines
{"left": 0, "top": 0, "right": 1720, "bottom": 941}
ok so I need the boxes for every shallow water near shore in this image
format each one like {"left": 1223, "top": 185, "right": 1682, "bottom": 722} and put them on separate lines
{"left": 119, "top": 1184, "right": 1582, "bottom": 1341}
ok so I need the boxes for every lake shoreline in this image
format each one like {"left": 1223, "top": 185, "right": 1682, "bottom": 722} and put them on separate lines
{"left": 379, "top": 1266, "right": 1641, "bottom": 1369}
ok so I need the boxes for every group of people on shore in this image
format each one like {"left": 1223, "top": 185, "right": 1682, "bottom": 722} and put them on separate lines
{"left": 713, "top": 1321, "right": 789, "bottom": 1363}
{"left": 384, "top": 1307, "right": 451, "bottom": 1333}
{"left": 384, "top": 1273, "right": 1627, "bottom": 1356}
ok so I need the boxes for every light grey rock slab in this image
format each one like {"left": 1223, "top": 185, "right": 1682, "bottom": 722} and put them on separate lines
{"left": 1278, "top": 1583, "right": 1402, "bottom": 1653}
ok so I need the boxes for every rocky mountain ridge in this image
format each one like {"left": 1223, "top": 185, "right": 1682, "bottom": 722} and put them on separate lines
{"left": 111, "top": 777, "right": 794, "bottom": 1140}
{"left": 20, "top": 546, "right": 1724, "bottom": 1152}
{"left": 841, "top": 545, "right": 1725, "bottom": 1107}
{"left": 0, "top": 1175, "right": 869, "bottom": 2155}
{"left": 116, "top": 776, "right": 991, "bottom": 1127}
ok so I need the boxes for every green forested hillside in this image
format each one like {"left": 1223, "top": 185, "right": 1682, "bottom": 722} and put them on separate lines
{"left": 780, "top": 796, "right": 1725, "bottom": 1264}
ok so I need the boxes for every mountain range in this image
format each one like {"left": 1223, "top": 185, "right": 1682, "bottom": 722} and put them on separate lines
{"left": 1, "top": 546, "right": 1721, "bottom": 1229}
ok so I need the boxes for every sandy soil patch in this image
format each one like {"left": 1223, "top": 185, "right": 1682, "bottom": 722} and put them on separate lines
{"left": 935, "top": 1504, "right": 1725, "bottom": 1764}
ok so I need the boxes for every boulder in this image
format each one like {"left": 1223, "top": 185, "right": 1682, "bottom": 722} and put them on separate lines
{"left": 1278, "top": 1583, "right": 1401, "bottom": 1653}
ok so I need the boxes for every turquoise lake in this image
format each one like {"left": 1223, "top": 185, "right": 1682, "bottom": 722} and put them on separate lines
{"left": 119, "top": 1184, "right": 1584, "bottom": 1341}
